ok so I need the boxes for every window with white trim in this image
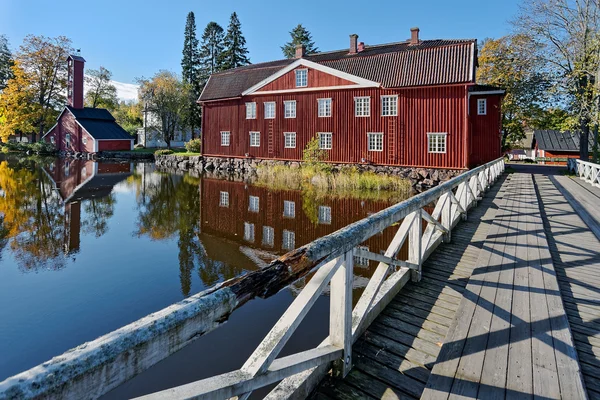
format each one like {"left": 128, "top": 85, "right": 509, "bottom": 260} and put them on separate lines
{"left": 318, "top": 206, "right": 332, "bottom": 225}
{"left": 284, "top": 132, "right": 296, "bottom": 149}
{"left": 82, "top": 136, "right": 87, "bottom": 145}
{"left": 250, "top": 131, "right": 260, "bottom": 147}
{"left": 283, "top": 200, "right": 295, "bottom": 218}
{"left": 249, "top": 195, "right": 259, "bottom": 212}
{"left": 282, "top": 230, "right": 295, "bottom": 250}
{"left": 263, "top": 226, "right": 274, "bottom": 247}
{"left": 66, "top": 133, "right": 71, "bottom": 147}
{"left": 244, "top": 222, "right": 255, "bottom": 242}
{"left": 427, "top": 133, "right": 447, "bottom": 153}
{"left": 318, "top": 98, "right": 332, "bottom": 117}
{"left": 50, "top": 136, "right": 55, "bottom": 144}
{"left": 355, "top": 97, "right": 370, "bottom": 117}
{"left": 264, "top": 102, "right": 276, "bottom": 119}
{"left": 318, "top": 132, "right": 332, "bottom": 150}
{"left": 221, "top": 131, "right": 230, "bottom": 146}
{"left": 477, "top": 98, "right": 487, "bottom": 115}
{"left": 368, "top": 132, "right": 384, "bottom": 151}
{"left": 381, "top": 95, "right": 398, "bottom": 116}
{"left": 295, "top": 69, "right": 308, "bottom": 87}
{"left": 65, "top": 161, "right": 70, "bottom": 177}
{"left": 354, "top": 245, "right": 370, "bottom": 267}
{"left": 284, "top": 100, "right": 296, "bottom": 118}
{"left": 219, "top": 191, "right": 229, "bottom": 207}
{"left": 246, "top": 102, "right": 257, "bottom": 119}
{"left": 82, "top": 167, "right": 87, "bottom": 177}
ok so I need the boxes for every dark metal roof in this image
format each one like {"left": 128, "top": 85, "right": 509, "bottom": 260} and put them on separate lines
{"left": 67, "top": 106, "right": 115, "bottom": 121}
{"left": 199, "top": 39, "right": 476, "bottom": 101}
{"left": 533, "top": 130, "right": 594, "bottom": 152}
{"left": 469, "top": 84, "right": 504, "bottom": 92}
{"left": 66, "top": 106, "right": 132, "bottom": 140}
{"left": 67, "top": 55, "right": 86, "bottom": 62}
{"left": 65, "top": 172, "right": 131, "bottom": 203}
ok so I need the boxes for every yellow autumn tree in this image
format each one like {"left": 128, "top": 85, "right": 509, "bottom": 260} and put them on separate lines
{"left": 0, "top": 61, "right": 39, "bottom": 142}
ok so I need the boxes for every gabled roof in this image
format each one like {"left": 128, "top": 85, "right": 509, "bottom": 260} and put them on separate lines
{"left": 469, "top": 84, "right": 505, "bottom": 94}
{"left": 67, "top": 54, "right": 86, "bottom": 62}
{"left": 533, "top": 130, "right": 594, "bottom": 152}
{"left": 199, "top": 39, "right": 477, "bottom": 102}
{"left": 45, "top": 106, "right": 132, "bottom": 140}
{"left": 67, "top": 106, "right": 115, "bottom": 121}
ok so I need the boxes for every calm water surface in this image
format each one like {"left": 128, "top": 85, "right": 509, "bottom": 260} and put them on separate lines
{"left": 0, "top": 156, "right": 407, "bottom": 397}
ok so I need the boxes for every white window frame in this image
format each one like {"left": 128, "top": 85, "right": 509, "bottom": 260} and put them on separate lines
{"left": 477, "top": 98, "right": 487, "bottom": 115}
{"left": 368, "top": 132, "right": 384, "bottom": 152}
{"left": 82, "top": 136, "right": 87, "bottom": 145}
{"left": 250, "top": 131, "right": 260, "bottom": 147}
{"left": 318, "top": 206, "right": 332, "bottom": 225}
{"left": 219, "top": 191, "right": 229, "bottom": 207}
{"left": 263, "top": 226, "right": 275, "bottom": 247}
{"left": 284, "top": 100, "right": 296, "bottom": 118}
{"left": 317, "top": 98, "right": 332, "bottom": 117}
{"left": 381, "top": 95, "right": 398, "bottom": 116}
{"left": 221, "top": 131, "right": 231, "bottom": 146}
{"left": 249, "top": 195, "right": 260, "bottom": 212}
{"left": 295, "top": 69, "right": 308, "bottom": 87}
{"left": 283, "top": 200, "right": 295, "bottom": 218}
{"left": 246, "top": 102, "right": 257, "bottom": 119}
{"left": 264, "top": 101, "right": 276, "bottom": 119}
{"left": 65, "top": 133, "right": 71, "bottom": 147}
{"left": 282, "top": 230, "right": 295, "bottom": 250}
{"left": 50, "top": 136, "right": 55, "bottom": 144}
{"left": 354, "top": 96, "right": 371, "bottom": 117}
{"left": 354, "top": 245, "right": 370, "bottom": 267}
{"left": 318, "top": 132, "right": 332, "bottom": 150}
{"left": 284, "top": 132, "right": 296, "bottom": 149}
{"left": 244, "top": 222, "right": 255, "bottom": 243}
{"left": 427, "top": 132, "right": 447, "bottom": 154}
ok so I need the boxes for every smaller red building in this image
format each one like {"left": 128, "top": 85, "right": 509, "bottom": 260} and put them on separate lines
{"left": 43, "top": 55, "right": 134, "bottom": 152}
{"left": 533, "top": 130, "right": 593, "bottom": 165}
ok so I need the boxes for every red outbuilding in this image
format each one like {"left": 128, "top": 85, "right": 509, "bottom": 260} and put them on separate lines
{"left": 199, "top": 29, "right": 504, "bottom": 170}
{"left": 43, "top": 55, "right": 134, "bottom": 153}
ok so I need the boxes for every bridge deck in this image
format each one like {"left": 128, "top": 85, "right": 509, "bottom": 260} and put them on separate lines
{"left": 315, "top": 165, "right": 600, "bottom": 400}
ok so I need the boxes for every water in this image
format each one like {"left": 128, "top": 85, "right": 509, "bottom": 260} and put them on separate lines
{"left": 0, "top": 156, "right": 408, "bottom": 397}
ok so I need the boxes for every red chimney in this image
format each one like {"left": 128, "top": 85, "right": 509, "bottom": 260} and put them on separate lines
{"left": 410, "top": 27, "right": 420, "bottom": 46}
{"left": 67, "top": 54, "right": 85, "bottom": 109}
{"left": 349, "top": 34, "right": 358, "bottom": 54}
{"left": 295, "top": 44, "right": 306, "bottom": 58}
{"left": 358, "top": 42, "right": 365, "bottom": 52}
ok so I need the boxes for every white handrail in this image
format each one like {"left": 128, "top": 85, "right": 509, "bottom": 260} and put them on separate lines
{"left": 569, "top": 158, "right": 600, "bottom": 188}
{"left": 136, "top": 157, "right": 505, "bottom": 400}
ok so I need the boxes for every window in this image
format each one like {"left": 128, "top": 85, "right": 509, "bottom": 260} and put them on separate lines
{"left": 250, "top": 131, "right": 260, "bottom": 147}
{"left": 82, "top": 167, "right": 87, "bottom": 177}
{"left": 284, "top": 132, "right": 296, "bottom": 149}
{"left": 282, "top": 230, "right": 295, "bottom": 250}
{"left": 355, "top": 97, "right": 370, "bottom": 117}
{"left": 244, "top": 222, "right": 255, "bottom": 243}
{"left": 82, "top": 136, "right": 87, "bottom": 145}
{"left": 220, "top": 131, "right": 231, "bottom": 146}
{"left": 354, "top": 245, "right": 370, "bottom": 267}
{"left": 264, "top": 102, "right": 276, "bottom": 119}
{"left": 219, "top": 191, "right": 229, "bottom": 207}
{"left": 263, "top": 226, "right": 274, "bottom": 247}
{"left": 318, "top": 132, "right": 332, "bottom": 150}
{"left": 477, "top": 98, "right": 487, "bottom": 115}
{"left": 249, "top": 195, "right": 260, "bottom": 212}
{"left": 381, "top": 95, "right": 398, "bottom": 116}
{"left": 318, "top": 98, "right": 332, "bottom": 117}
{"left": 427, "top": 133, "right": 447, "bottom": 153}
{"left": 318, "top": 206, "right": 332, "bottom": 225}
{"left": 50, "top": 136, "right": 55, "bottom": 144}
{"left": 368, "top": 132, "right": 384, "bottom": 152}
{"left": 65, "top": 133, "right": 71, "bottom": 147}
{"left": 246, "top": 102, "right": 257, "bottom": 119}
{"left": 284, "top": 101, "right": 296, "bottom": 118}
{"left": 283, "top": 200, "right": 295, "bottom": 218}
{"left": 64, "top": 161, "right": 70, "bottom": 177}
{"left": 295, "top": 69, "right": 308, "bottom": 87}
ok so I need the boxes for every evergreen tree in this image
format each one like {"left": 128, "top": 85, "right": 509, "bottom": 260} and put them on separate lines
{"left": 0, "top": 35, "right": 13, "bottom": 91}
{"left": 281, "top": 24, "right": 318, "bottom": 59}
{"left": 199, "top": 21, "right": 225, "bottom": 79}
{"left": 181, "top": 11, "right": 202, "bottom": 138}
{"left": 220, "top": 12, "right": 250, "bottom": 70}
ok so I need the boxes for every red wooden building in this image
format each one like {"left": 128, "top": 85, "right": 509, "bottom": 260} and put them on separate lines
{"left": 199, "top": 29, "right": 504, "bottom": 169}
{"left": 532, "top": 130, "right": 594, "bottom": 165}
{"left": 43, "top": 55, "right": 134, "bottom": 152}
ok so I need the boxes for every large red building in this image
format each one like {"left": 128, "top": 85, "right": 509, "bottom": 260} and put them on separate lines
{"left": 199, "top": 29, "right": 504, "bottom": 169}
{"left": 43, "top": 55, "right": 134, "bottom": 153}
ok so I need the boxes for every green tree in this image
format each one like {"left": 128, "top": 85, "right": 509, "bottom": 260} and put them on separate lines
{"left": 200, "top": 22, "right": 225, "bottom": 79}
{"left": 85, "top": 66, "right": 118, "bottom": 110}
{"left": 220, "top": 12, "right": 250, "bottom": 70}
{"left": 181, "top": 11, "right": 202, "bottom": 139}
{"left": 281, "top": 24, "right": 318, "bottom": 59}
{"left": 113, "top": 100, "right": 142, "bottom": 136}
{"left": 0, "top": 34, "right": 13, "bottom": 91}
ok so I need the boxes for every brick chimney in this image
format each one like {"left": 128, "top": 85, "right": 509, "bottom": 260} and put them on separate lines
{"left": 349, "top": 34, "right": 358, "bottom": 54}
{"left": 67, "top": 53, "right": 85, "bottom": 109}
{"left": 295, "top": 44, "right": 306, "bottom": 58}
{"left": 358, "top": 42, "right": 365, "bottom": 52}
{"left": 410, "top": 27, "right": 420, "bottom": 46}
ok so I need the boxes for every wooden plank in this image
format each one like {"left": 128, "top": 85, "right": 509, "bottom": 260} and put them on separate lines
{"left": 550, "top": 175, "right": 600, "bottom": 241}
{"left": 354, "top": 340, "right": 431, "bottom": 383}
{"left": 330, "top": 251, "right": 353, "bottom": 378}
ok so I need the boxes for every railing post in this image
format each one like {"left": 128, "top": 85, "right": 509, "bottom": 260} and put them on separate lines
{"left": 409, "top": 210, "right": 422, "bottom": 282}
{"left": 460, "top": 182, "right": 468, "bottom": 220}
{"left": 442, "top": 193, "right": 452, "bottom": 243}
{"left": 330, "top": 250, "right": 353, "bottom": 378}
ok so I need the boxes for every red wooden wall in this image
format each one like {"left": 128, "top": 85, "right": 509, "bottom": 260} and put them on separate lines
{"left": 98, "top": 140, "right": 132, "bottom": 151}
{"left": 257, "top": 66, "right": 355, "bottom": 92}
{"left": 469, "top": 93, "right": 503, "bottom": 167}
{"left": 45, "top": 110, "right": 95, "bottom": 153}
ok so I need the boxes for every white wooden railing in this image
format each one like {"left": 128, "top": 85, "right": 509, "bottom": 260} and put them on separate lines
{"left": 136, "top": 157, "right": 505, "bottom": 400}
{"left": 569, "top": 158, "right": 600, "bottom": 188}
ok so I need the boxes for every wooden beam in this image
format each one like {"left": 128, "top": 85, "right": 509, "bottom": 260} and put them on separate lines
{"left": 330, "top": 251, "right": 353, "bottom": 378}
{"left": 353, "top": 248, "right": 419, "bottom": 271}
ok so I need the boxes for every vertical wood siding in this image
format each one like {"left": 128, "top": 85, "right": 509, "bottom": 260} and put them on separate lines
{"left": 45, "top": 111, "right": 95, "bottom": 153}
{"left": 256, "top": 66, "right": 356, "bottom": 92}
{"left": 97, "top": 140, "right": 132, "bottom": 151}
{"left": 202, "top": 85, "right": 475, "bottom": 169}
{"left": 469, "top": 94, "right": 503, "bottom": 167}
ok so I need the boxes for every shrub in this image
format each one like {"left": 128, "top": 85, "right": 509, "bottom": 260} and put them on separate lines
{"left": 302, "top": 136, "right": 327, "bottom": 166}
{"left": 155, "top": 149, "right": 174, "bottom": 156}
{"left": 185, "top": 139, "right": 202, "bottom": 153}
{"left": 31, "top": 141, "right": 56, "bottom": 154}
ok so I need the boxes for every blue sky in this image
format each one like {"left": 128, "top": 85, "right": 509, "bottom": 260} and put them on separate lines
{"left": 2, "top": 0, "right": 520, "bottom": 84}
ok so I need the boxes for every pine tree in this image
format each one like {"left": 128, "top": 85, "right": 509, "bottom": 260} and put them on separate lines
{"left": 281, "top": 24, "right": 318, "bottom": 59}
{"left": 220, "top": 12, "right": 250, "bottom": 70}
{"left": 199, "top": 21, "right": 225, "bottom": 79}
{"left": 0, "top": 35, "right": 13, "bottom": 91}
{"left": 181, "top": 11, "right": 202, "bottom": 138}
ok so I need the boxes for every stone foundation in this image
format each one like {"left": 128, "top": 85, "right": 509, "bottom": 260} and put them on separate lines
{"left": 155, "top": 155, "right": 464, "bottom": 189}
